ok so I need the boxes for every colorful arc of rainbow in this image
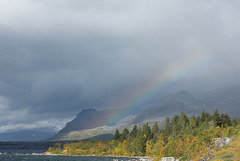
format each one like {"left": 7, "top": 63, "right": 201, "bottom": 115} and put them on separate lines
{"left": 108, "top": 52, "right": 210, "bottom": 125}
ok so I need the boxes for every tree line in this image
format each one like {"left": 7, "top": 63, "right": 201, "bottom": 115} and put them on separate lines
{"left": 46, "top": 110, "right": 240, "bottom": 160}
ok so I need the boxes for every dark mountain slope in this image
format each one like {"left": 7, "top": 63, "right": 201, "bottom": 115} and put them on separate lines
{"left": 58, "top": 108, "right": 130, "bottom": 135}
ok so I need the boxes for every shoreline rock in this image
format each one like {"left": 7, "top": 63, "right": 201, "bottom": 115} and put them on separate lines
{"left": 214, "top": 137, "right": 232, "bottom": 149}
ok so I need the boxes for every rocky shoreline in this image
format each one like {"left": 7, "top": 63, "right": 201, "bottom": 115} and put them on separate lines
{"left": 44, "top": 153, "right": 153, "bottom": 161}
{"left": 0, "top": 152, "right": 153, "bottom": 161}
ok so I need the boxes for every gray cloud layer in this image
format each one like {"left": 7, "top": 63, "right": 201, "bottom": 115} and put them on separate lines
{"left": 0, "top": 0, "right": 240, "bottom": 132}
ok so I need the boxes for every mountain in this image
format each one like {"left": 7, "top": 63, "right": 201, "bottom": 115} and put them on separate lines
{"left": 0, "top": 130, "right": 57, "bottom": 141}
{"left": 57, "top": 108, "right": 131, "bottom": 135}
{"left": 170, "top": 90, "right": 202, "bottom": 107}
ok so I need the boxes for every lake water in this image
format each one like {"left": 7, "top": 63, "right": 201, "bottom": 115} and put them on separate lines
{"left": 0, "top": 149, "right": 134, "bottom": 161}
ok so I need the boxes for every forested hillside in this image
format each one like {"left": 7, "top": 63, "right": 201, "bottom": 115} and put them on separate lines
{"left": 46, "top": 110, "right": 240, "bottom": 160}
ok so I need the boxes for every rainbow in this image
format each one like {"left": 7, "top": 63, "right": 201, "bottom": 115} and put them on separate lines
{"left": 108, "top": 51, "right": 210, "bottom": 125}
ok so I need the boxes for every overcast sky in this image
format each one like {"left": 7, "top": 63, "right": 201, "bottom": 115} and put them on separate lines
{"left": 0, "top": 0, "right": 240, "bottom": 132}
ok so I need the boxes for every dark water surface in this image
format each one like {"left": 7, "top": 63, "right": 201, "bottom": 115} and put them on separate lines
{"left": 0, "top": 149, "right": 132, "bottom": 161}
{"left": 0, "top": 155, "right": 132, "bottom": 161}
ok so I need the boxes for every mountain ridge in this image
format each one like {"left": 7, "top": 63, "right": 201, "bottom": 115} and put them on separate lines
{"left": 54, "top": 90, "right": 204, "bottom": 141}
{"left": 0, "top": 130, "right": 57, "bottom": 141}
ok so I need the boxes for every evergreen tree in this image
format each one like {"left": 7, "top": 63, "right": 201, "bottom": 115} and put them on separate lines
{"left": 196, "top": 116, "right": 201, "bottom": 127}
{"left": 114, "top": 129, "right": 121, "bottom": 140}
{"left": 189, "top": 115, "right": 197, "bottom": 129}
{"left": 205, "top": 112, "right": 211, "bottom": 121}
{"left": 213, "top": 109, "right": 221, "bottom": 127}
{"left": 164, "top": 117, "right": 172, "bottom": 137}
{"left": 143, "top": 123, "right": 153, "bottom": 140}
{"left": 171, "top": 115, "right": 181, "bottom": 136}
{"left": 201, "top": 112, "right": 206, "bottom": 123}
{"left": 130, "top": 125, "right": 138, "bottom": 138}
{"left": 152, "top": 123, "right": 159, "bottom": 143}
{"left": 171, "top": 115, "right": 180, "bottom": 126}
{"left": 122, "top": 128, "right": 129, "bottom": 140}
{"left": 172, "top": 124, "right": 181, "bottom": 136}
{"left": 135, "top": 133, "right": 146, "bottom": 155}
{"left": 221, "top": 114, "right": 232, "bottom": 127}
{"left": 152, "top": 123, "right": 159, "bottom": 136}
{"left": 180, "top": 112, "right": 189, "bottom": 129}
{"left": 137, "top": 127, "right": 143, "bottom": 137}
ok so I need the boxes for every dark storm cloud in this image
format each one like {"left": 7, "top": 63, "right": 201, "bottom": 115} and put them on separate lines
{"left": 0, "top": 0, "right": 240, "bottom": 132}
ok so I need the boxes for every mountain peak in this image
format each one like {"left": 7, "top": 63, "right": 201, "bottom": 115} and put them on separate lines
{"left": 171, "top": 90, "right": 200, "bottom": 106}
{"left": 177, "top": 90, "right": 191, "bottom": 96}
{"left": 173, "top": 90, "right": 194, "bottom": 100}
{"left": 78, "top": 108, "right": 97, "bottom": 115}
